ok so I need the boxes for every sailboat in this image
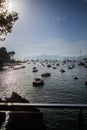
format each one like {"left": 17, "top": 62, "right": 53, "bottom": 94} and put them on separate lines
{"left": 78, "top": 50, "right": 85, "bottom": 66}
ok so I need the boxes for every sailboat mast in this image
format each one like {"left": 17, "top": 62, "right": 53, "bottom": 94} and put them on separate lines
{"left": 80, "top": 50, "right": 82, "bottom": 61}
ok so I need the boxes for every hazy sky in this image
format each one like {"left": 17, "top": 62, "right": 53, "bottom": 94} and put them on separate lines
{"left": 0, "top": 0, "right": 87, "bottom": 58}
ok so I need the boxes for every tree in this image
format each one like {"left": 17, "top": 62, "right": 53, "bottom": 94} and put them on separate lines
{"left": 0, "top": 47, "right": 16, "bottom": 67}
{"left": 0, "top": 0, "right": 18, "bottom": 41}
{"left": 8, "top": 51, "right": 15, "bottom": 59}
{"left": 0, "top": 47, "right": 9, "bottom": 67}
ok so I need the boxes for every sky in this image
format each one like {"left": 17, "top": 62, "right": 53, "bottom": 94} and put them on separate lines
{"left": 0, "top": 0, "right": 87, "bottom": 59}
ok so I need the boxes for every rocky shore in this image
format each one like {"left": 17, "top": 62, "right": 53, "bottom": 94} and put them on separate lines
{"left": 0, "top": 92, "right": 47, "bottom": 130}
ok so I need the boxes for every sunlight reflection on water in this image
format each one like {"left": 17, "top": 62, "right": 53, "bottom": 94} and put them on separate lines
{"left": 0, "top": 62, "right": 87, "bottom": 103}
{"left": 0, "top": 61, "right": 87, "bottom": 130}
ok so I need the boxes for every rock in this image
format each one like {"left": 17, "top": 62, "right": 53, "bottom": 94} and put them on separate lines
{"left": 5, "top": 92, "right": 47, "bottom": 130}
{"left": 5, "top": 92, "right": 29, "bottom": 103}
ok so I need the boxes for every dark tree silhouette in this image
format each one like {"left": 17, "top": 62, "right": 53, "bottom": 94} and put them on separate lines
{"left": 0, "top": 0, "right": 18, "bottom": 41}
{"left": 8, "top": 51, "right": 15, "bottom": 59}
{"left": 0, "top": 47, "right": 16, "bottom": 67}
{"left": 0, "top": 47, "right": 10, "bottom": 66}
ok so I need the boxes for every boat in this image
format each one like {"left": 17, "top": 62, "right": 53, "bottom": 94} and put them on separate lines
{"left": 41, "top": 72, "right": 51, "bottom": 77}
{"left": 74, "top": 77, "right": 78, "bottom": 80}
{"left": 78, "top": 62, "right": 85, "bottom": 66}
{"left": 68, "top": 65, "right": 73, "bottom": 69}
{"left": 33, "top": 78, "right": 44, "bottom": 86}
{"left": 47, "top": 64, "right": 52, "bottom": 67}
{"left": 53, "top": 67, "right": 57, "bottom": 69}
{"left": 59, "top": 68, "right": 65, "bottom": 73}
{"left": 13, "top": 66, "right": 26, "bottom": 70}
{"left": 85, "top": 81, "right": 87, "bottom": 85}
{"left": 33, "top": 69, "right": 38, "bottom": 72}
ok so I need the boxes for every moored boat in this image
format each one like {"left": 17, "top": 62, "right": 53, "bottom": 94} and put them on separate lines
{"left": 59, "top": 68, "right": 65, "bottom": 73}
{"left": 41, "top": 73, "right": 51, "bottom": 77}
{"left": 33, "top": 78, "right": 44, "bottom": 86}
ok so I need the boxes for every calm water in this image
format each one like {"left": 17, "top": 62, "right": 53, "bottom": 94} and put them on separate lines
{"left": 0, "top": 60, "right": 87, "bottom": 130}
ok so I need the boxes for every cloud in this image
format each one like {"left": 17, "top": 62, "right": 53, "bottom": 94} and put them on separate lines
{"left": 63, "top": 15, "right": 67, "bottom": 19}
{"left": 56, "top": 17, "right": 61, "bottom": 21}
{"left": 52, "top": 16, "right": 61, "bottom": 21}
{"left": 57, "top": 15, "right": 67, "bottom": 21}
{"left": 23, "top": 38, "right": 87, "bottom": 57}
{"left": 52, "top": 15, "right": 67, "bottom": 23}
{"left": 35, "top": 38, "right": 87, "bottom": 56}
{"left": 3, "top": 35, "right": 87, "bottom": 58}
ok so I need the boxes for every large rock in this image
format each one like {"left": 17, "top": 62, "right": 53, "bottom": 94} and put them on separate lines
{"left": 5, "top": 92, "right": 47, "bottom": 130}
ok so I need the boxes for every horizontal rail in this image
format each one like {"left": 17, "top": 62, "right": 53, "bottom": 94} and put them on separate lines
{"left": 0, "top": 103, "right": 87, "bottom": 111}
{"left": 0, "top": 103, "right": 87, "bottom": 130}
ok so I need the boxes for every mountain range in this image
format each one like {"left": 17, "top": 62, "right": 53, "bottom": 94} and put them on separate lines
{"left": 24, "top": 54, "right": 87, "bottom": 61}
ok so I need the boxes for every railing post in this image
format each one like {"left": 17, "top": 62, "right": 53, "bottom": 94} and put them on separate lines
{"left": 78, "top": 109, "right": 84, "bottom": 130}
{"left": 0, "top": 112, "right": 6, "bottom": 127}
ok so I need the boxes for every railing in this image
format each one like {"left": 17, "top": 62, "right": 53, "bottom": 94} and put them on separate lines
{"left": 0, "top": 103, "right": 87, "bottom": 130}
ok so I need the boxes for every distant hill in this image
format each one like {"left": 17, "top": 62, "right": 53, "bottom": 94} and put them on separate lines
{"left": 24, "top": 54, "right": 87, "bottom": 61}
{"left": 26, "top": 55, "right": 63, "bottom": 60}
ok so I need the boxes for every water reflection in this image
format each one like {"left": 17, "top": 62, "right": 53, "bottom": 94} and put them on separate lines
{"left": 2, "top": 71, "right": 17, "bottom": 85}
{"left": 0, "top": 70, "right": 20, "bottom": 99}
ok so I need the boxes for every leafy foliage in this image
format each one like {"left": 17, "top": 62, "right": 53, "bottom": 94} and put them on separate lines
{"left": 0, "top": 47, "right": 15, "bottom": 67}
{"left": 0, "top": 0, "right": 18, "bottom": 41}
{"left": 8, "top": 51, "right": 15, "bottom": 59}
